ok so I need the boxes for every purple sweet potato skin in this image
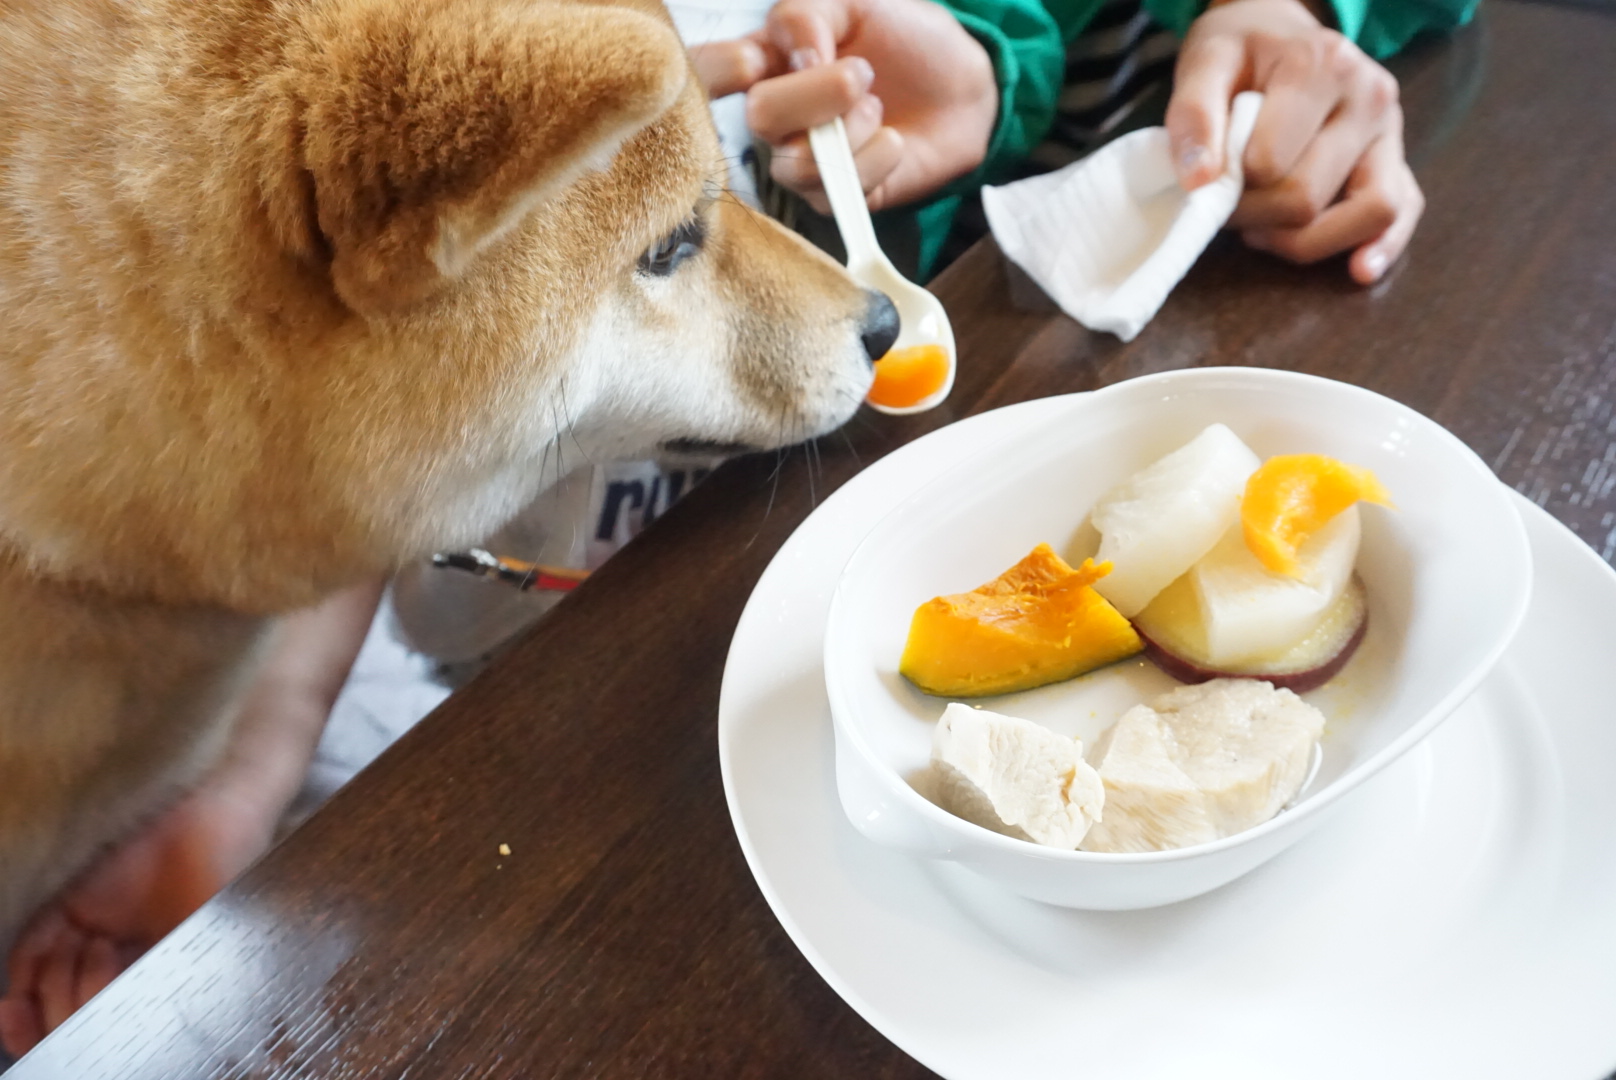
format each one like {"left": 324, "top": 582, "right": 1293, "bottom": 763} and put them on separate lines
{"left": 1138, "top": 609, "right": 1368, "bottom": 695}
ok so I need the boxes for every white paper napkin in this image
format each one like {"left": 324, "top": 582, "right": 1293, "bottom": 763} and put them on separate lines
{"left": 982, "top": 92, "right": 1264, "bottom": 342}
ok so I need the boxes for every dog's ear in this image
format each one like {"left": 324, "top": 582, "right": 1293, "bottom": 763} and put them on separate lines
{"left": 270, "top": 0, "right": 688, "bottom": 315}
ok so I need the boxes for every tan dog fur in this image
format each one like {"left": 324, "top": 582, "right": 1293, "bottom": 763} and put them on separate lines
{"left": 0, "top": 0, "right": 876, "bottom": 943}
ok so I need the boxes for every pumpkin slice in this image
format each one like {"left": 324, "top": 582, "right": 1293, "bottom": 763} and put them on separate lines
{"left": 899, "top": 544, "right": 1144, "bottom": 697}
{"left": 1242, "top": 454, "right": 1392, "bottom": 578}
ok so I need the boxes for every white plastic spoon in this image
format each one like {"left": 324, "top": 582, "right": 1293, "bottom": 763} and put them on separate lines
{"left": 807, "top": 117, "right": 956, "bottom": 415}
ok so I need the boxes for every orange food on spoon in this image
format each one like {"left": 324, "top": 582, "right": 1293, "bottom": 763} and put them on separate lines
{"left": 899, "top": 544, "right": 1143, "bottom": 697}
{"left": 1242, "top": 454, "right": 1393, "bottom": 578}
{"left": 867, "top": 344, "right": 950, "bottom": 409}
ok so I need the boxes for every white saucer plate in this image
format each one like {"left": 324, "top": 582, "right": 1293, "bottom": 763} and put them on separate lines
{"left": 719, "top": 395, "right": 1616, "bottom": 1080}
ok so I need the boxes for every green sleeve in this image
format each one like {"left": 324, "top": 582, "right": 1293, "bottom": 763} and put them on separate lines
{"left": 878, "top": 0, "right": 1067, "bottom": 277}
{"left": 940, "top": 0, "right": 1477, "bottom": 179}
{"left": 1139, "top": 0, "right": 1480, "bottom": 57}
{"left": 1320, "top": 0, "right": 1480, "bottom": 57}
{"left": 901, "top": 0, "right": 1477, "bottom": 275}
{"left": 899, "top": 0, "right": 1109, "bottom": 275}
{"left": 944, "top": 0, "right": 1069, "bottom": 186}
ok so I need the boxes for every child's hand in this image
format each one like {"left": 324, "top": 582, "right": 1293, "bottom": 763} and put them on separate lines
{"left": 1167, "top": 0, "right": 1421, "bottom": 284}
{"left": 689, "top": 0, "right": 998, "bottom": 213}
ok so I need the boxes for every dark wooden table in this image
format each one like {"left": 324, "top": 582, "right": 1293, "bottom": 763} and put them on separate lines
{"left": 13, "top": 1, "right": 1616, "bottom": 1075}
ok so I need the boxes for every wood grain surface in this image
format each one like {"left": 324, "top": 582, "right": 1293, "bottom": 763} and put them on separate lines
{"left": 12, "top": 1, "right": 1616, "bottom": 1075}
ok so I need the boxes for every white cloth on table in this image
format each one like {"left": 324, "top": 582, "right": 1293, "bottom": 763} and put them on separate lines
{"left": 983, "top": 91, "right": 1263, "bottom": 342}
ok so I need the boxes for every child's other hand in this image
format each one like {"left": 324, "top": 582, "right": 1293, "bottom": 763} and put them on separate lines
{"left": 690, "top": 0, "right": 998, "bottom": 213}
{"left": 1166, "top": 0, "right": 1421, "bottom": 284}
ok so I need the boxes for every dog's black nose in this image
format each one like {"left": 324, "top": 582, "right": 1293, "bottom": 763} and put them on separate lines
{"left": 859, "top": 290, "right": 900, "bottom": 366}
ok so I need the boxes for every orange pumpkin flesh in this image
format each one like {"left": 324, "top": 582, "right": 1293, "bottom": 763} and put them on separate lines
{"left": 1242, "top": 455, "right": 1392, "bottom": 578}
{"left": 868, "top": 344, "right": 950, "bottom": 409}
{"left": 899, "top": 544, "right": 1144, "bottom": 697}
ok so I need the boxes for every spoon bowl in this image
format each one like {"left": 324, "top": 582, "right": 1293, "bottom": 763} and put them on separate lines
{"left": 808, "top": 118, "right": 956, "bottom": 415}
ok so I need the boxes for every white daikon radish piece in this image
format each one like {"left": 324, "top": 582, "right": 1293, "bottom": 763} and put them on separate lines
{"left": 1135, "top": 575, "right": 1367, "bottom": 694}
{"left": 1090, "top": 424, "right": 1262, "bottom": 617}
{"left": 1190, "top": 504, "right": 1360, "bottom": 666}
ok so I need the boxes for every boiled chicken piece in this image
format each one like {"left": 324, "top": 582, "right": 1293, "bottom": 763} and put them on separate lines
{"left": 1091, "top": 424, "right": 1262, "bottom": 617}
{"left": 1080, "top": 679, "right": 1324, "bottom": 853}
{"left": 930, "top": 703, "right": 1104, "bottom": 849}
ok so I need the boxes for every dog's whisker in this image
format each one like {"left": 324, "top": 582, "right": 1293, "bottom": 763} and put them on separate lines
{"left": 547, "top": 398, "right": 568, "bottom": 491}
{"left": 722, "top": 194, "right": 782, "bottom": 243}
{"left": 557, "top": 376, "right": 589, "bottom": 466}
{"left": 810, "top": 436, "right": 827, "bottom": 509}
{"left": 744, "top": 444, "right": 786, "bottom": 551}
{"left": 804, "top": 440, "right": 817, "bottom": 508}
{"left": 764, "top": 441, "right": 787, "bottom": 484}
{"left": 837, "top": 426, "right": 863, "bottom": 470}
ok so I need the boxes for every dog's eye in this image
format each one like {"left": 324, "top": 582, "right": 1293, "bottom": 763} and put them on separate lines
{"left": 639, "top": 217, "right": 705, "bottom": 277}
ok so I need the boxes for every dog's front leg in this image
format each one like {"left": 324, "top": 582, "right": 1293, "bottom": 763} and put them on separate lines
{"left": 0, "top": 580, "right": 382, "bottom": 1057}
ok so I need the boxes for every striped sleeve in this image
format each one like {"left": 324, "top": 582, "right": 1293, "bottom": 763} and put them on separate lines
{"left": 1034, "top": 0, "right": 1181, "bottom": 170}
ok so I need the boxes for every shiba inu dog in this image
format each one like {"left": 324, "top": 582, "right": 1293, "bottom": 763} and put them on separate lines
{"left": 0, "top": 0, "right": 894, "bottom": 950}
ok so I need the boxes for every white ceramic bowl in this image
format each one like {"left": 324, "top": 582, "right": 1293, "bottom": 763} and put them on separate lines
{"left": 823, "top": 367, "right": 1532, "bottom": 910}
